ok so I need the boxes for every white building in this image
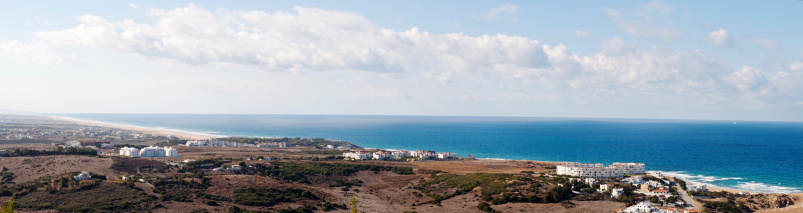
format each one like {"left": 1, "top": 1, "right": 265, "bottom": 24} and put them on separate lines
{"left": 392, "top": 150, "right": 411, "bottom": 159}
{"left": 100, "top": 143, "right": 114, "bottom": 149}
{"left": 611, "top": 188, "right": 625, "bottom": 198}
{"left": 74, "top": 171, "right": 91, "bottom": 181}
{"left": 119, "top": 147, "right": 140, "bottom": 157}
{"left": 139, "top": 146, "right": 166, "bottom": 157}
{"left": 556, "top": 163, "right": 625, "bottom": 178}
{"left": 600, "top": 184, "right": 612, "bottom": 191}
{"left": 164, "top": 147, "right": 179, "bottom": 157}
{"left": 610, "top": 163, "right": 646, "bottom": 175}
{"left": 186, "top": 140, "right": 208, "bottom": 146}
{"left": 135, "top": 146, "right": 179, "bottom": 157}
{"left": 412, "top": 150, "right": 436, "bottom": 160}
{"left": 372, "top": 151, "right": 393, "bottom": 160}
{"left": 623, "top": 176, "right": 645, "bottom": 185}
{"left": 687, "top": 183, "right": 707, "bottom": 192}
{"left": 437, "top": 152, "right": 458, "bottom": 160}
{"left": 620, "top": 201, "right": 660, "bottom": 213}
{"left": 343, "top": 151, "right": 371, "bottom": 160}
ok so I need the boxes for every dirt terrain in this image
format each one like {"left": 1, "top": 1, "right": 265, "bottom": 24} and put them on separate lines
{"left": 0, "top": 155, "right": 118, "bottom": 183}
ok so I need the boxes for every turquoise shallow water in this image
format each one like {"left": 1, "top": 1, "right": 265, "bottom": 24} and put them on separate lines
{"left": 52, "top": 114, "right": 803, "bottom": 193}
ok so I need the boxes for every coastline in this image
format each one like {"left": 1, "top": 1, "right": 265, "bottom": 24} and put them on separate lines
{"left": 34, "top": 114, "right": 802, "bottom": 195}
{"left": 46, "top": 115, "right": 220, "bottom": 140}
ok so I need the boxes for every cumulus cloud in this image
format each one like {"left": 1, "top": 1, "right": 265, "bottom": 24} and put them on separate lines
{"left": 748, "top": 36, "right": 780, "bottom": 50}
{"left": 484, "top": 4, "right": 520, "bottom": 20}
{"left": 34, "top": 5, "right": 549, "bottom": 81}
{"left": 730, "top": 66, "right": 768, "bottom": 91}
{"left": 7, "top": 4, "right": 799, "bottom": 109}
{"left": 579, "top": 39, "right": 731, "bottom": 92}
{"left": 575, "top": 30, "right": 589, "bottom": 38}
{"left": 705, "top": 29, "right": 733, "bottom": 49}
{"left": 0, "top": 40, "right": 60, "bottom": 66}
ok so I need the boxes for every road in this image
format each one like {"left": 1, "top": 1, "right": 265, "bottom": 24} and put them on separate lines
{"left": 667, "top": 177, "right": 701, "bottom": 210}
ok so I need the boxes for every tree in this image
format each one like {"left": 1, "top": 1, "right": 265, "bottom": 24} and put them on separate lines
{"left": 2, "top": 198, "right": 14, "bottom": 213}
{"left": 350, "top": 195, "right": 358, "bottom": 213}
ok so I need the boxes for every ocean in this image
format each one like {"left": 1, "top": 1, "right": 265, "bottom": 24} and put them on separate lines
{"left": 51, "top": 114, "right": 803, "bottom": 193}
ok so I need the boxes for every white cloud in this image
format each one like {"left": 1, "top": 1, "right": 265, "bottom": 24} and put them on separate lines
{"left": 484, "top": 4, "right": 520, "bottom": 19}
{"left": 605, "top": 8, "right": 681, "bottom": 42}
{"left": 575, "top": 30, "right": 589, "bottom": 38}
{"left": 730, "top": 66, "right": 768, "bottom": 91}
{"left": 642, "top": 0, "right": 673, "bottom": 15}
{"left": 34, "top": 5, "right": 550, "bottom": 81}
{"left": 705, "top": 29, "right": 733, "bottom": 49}
{"left": 748, "top": 36, "right": 780, "bottom": 50}
{"left": 33, "top": 17, "right": 49, "bottom": 25}
{"left": 7, "top": 4, "right": 801, "bottom": 117}
{"left": 579, "top": 40, "right": 731, "bottom": 93}
{"left": 790, "top": 61, "right": 803, "bottom": 71}
{"left": 0, "top": 40, "right": 60, "bottom": 66}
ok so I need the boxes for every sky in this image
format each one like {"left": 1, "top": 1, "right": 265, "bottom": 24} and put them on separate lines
{"left": 1, "top": 1, "right": 802, "bottom": 121}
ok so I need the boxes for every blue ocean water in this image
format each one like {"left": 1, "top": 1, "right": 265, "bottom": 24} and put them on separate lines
{"left": 52, "top": 114, "right": 803, "bottom": 193}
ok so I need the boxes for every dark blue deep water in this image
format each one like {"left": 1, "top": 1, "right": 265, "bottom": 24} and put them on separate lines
{"left": 52, "top": 114, "right": 803, "bottom": 193}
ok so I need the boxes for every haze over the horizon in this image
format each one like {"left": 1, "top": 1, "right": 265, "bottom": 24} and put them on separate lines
{"left": 1, "top": 1, "right": 802, "bottom": 121}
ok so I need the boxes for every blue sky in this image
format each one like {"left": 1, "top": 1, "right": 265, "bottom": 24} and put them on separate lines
{"left": 1, "top": 1, "right": 802, "bottom": 121}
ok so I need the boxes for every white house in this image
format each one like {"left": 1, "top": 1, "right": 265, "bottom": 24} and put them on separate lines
{"left": 74, "top": 171, "right": 91, "bottom": 181}
{"left": 186, "top": 140, "right": 207, "bottom": 146}
{"left": 584, "top": 178, "right": 596, "bottom": 185}
{"left": 392, "top": 150, "right": 411, "bottom": 159}
{"left": 343, "top": 151, "right": 371, "bottom": 160}
{"left": 623, "top": 176, "right": 645, "bottom": 185}
{"left": 119, "top": 147, "right": 140, "bottom": 157}
{"left": 437, "top": 152, "right": 457, "bottom": 160}
{"left": 164, "top": 147, "right": 179, "bottom": 157}
{"left": 600, "top": 184, "right": 611, "bottom": 191}
{"left": 620, "top": 201, "right": 660, "bottom": 213}
{"left": 411, "top": 150, "right": 436, "bottom": 160}
{"left": 611, "top": 188, "right": 625, "bottom": 198}
{"left": 687, "top": 183, "right": 707, "bottom": 192}
{"left": 372, "top": 151, "right": 393, "bottom": 160}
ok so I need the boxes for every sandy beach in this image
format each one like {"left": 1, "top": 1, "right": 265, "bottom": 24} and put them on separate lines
{"left": 47, "top": 115, "right": 219, "bottom": 140}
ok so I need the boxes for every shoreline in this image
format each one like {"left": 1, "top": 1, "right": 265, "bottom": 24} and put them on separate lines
{"left": 46, "top": 115, "right": 220, "bottom": 140}
{"left": 33, "top": 114, "right": 803, "bottom": 195}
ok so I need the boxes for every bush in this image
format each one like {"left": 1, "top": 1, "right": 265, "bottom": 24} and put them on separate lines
{"left": 233, "top": 188, "right": 319, "bottom": 207}
{"left": 206, "top": 200, "right": 218, "bottom": 206}
{"left": 391, "top": 167, "right": 414, "bottom": 175}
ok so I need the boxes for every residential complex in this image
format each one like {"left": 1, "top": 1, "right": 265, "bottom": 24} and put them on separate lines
{"left": 343, "top": 149, "right": 459, "bottom": 161}
{"left": 119, "top": 146, "right": 178, "bottom": 157}
{"left": 556, "top": 162, "right": 645, "bottom": 178}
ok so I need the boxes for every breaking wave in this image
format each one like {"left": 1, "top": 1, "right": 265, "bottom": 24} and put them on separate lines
{"left": 659, "top": 171, "right": 802, "bottom": 194}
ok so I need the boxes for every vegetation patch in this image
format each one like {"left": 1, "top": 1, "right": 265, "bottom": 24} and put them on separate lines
{"left": 415, "top": 172, "right": 576, "bottom": 205}
{"left": 245, "top": 162, "right": 408, "bottom": 183}
{"left": 15, "top": 182, "right": 153, "bottom": 212}
{"left": 233, "top": 187, "right": 319, "bottom": 207}
{"left": 110, "top": 157, "right": 167, "bottom": 173}
{"left": 7, "top": 147, "right": 97, "bottom": 157}
{"left": 152, "top": 178, "right": 210, "bottom": 202}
